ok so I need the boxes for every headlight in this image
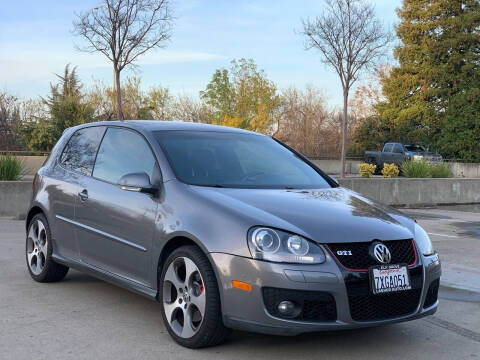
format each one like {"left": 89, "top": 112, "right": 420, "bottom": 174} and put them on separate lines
{"left": 413, "top": 155, "right": 424, "bottom": 160}
{"left": 248, "top": 227, "right": 325, "bottom": 264}
{"left": 414, "top": 223, "right": 435, "bottom": 256}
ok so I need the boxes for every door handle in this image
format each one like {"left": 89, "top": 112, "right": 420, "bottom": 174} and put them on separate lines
{"left": 78, "top": 189, "right": 89, "bottom": 202}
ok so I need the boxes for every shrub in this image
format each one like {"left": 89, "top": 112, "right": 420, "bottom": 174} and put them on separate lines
{"left": 382, "top": 163, "right": 399, "bottom": 178}
{"left": 0, "top": 154, "right": 25, "bottom": 181}
{"left": 430, "top": 162, "right": 453, "bottom": 178}
{"left": 401, "top": 159, "right": 430, "bottom": 178}
{"left": 359, "top": 163, "right": 376, "bottom": 178}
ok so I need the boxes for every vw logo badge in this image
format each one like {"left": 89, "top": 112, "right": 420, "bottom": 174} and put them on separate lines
{"left": 370, "top": 242, "right": 391, "bottom": 264}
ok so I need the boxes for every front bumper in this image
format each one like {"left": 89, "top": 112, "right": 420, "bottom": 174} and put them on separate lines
{"left": 208, "top": 251, "right": 441, "bottom": 336}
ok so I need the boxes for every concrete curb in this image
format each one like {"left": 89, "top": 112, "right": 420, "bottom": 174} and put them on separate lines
{"left": 438, "top": 264, "right": 480, "bottom": 302}
{"left": 439, "top": 284, "right": 480, "bottom": 303}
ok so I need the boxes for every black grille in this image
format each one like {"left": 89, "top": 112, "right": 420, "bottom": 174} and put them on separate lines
{"left": 424, "top": 279, "right": 440, "bottom": 308}
{"left": 326, "top": 239, "right": 416, "bottom": 270}
{"left": 345, "top": 266, "right": 423, "bottom": 322}
{"left": 262, "top": 287, "right": 337, "bottom": 322}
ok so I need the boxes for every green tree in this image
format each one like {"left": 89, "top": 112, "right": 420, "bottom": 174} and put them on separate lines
{"left": 438, "top": 88, "right": 480, "bottom": 162}
{"left": 378, "top": 0, "right": 480, "bottom": 156}
{"left": 23, "top": 65, "right": 94, "bottom": 151}
{"left": 348, "top": 115, "right": 390, "bottom": 156}
{"left": 200, "top": 59, "right": 280, "bottom": 133}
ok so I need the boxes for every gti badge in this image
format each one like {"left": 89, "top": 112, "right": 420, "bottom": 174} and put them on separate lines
{"left": 337, "top": 250, "right": 352, "bottom": 256}
{"left": 370, "top": 242, "right": 391, "bottom": 264}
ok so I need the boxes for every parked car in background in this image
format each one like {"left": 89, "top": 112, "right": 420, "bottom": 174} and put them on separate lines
{"left": 364, "top": 142, "right": 443, "bottom": 171}
{"left": 25, "top": 122, "right": 441, "bottom": 348}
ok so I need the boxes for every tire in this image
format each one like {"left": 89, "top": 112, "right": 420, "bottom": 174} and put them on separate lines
{"left": 370, "top": 159, "right": 381, "bottom": 175}
{"left": 159, "top": 245, "right": 231, "bottom": 348}
{"left": 26, "top": 213, "right": 69, "bottom": 283}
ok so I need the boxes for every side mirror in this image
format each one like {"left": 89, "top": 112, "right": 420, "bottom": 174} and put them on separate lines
{"left": 117, "top": 172, "right": 158, "bottom": 195}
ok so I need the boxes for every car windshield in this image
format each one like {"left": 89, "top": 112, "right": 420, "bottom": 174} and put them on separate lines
{"left": 404, "top": 144, "right": 426, "bottom": 152}
{"left": 155, "top": 131, "right": 332, "bottom": 189}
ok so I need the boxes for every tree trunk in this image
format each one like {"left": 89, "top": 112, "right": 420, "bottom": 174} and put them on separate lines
{"left": 340, "top": 89, "right": 349, "bottom": 178}
{"left": 112, "top": 68, "right": 116, "bottom": 116}
{"left": 114, "top": 67, "right": 124, "bottom": 120}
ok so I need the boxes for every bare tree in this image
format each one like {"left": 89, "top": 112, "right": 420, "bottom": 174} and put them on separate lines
{"left": 276, "top": 86, "right": 340, "bottom": 158}
{"left": 300, "top": 0, "right": 391, "bottom": 177}
{"left": 73, "top": 0, "right": 174, "bottom": 120}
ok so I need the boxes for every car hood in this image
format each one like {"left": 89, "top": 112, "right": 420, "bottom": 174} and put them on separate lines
{"left": 191, "top": 186, "right": 415, "bottom": 244}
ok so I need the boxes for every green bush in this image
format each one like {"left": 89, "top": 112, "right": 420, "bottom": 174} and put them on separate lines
{"left": 0, "top": 155, "right": 25, "bottom": 181}
{"left": 401, "top": 159, "right": 431, "bottom": 178}
{"left": 430, "top": 162, "right": 453, "bottom": 178}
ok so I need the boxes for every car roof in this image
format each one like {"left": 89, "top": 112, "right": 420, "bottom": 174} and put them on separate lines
{"left": 72, "top": 120, "right": 263, "bottom": 136}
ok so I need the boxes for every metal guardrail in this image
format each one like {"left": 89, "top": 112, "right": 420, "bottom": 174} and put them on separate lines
{"left": 307, "top": 155, "right": 477, "bottom": 163}
{"left": 0, "top": 150, "right": 477, "bottom": 164}
{"left": 306, "top": 156, "right": 364, "bottom": 160}
{"left": 0, "top": 151, "right": 50, "bottom": 156}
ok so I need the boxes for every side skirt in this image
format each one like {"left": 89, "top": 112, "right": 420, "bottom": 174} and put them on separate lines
{"left": 52, "top": 253, "right": 158, "bottom": 300}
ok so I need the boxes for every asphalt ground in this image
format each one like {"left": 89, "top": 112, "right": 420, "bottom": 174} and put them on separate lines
{"left": 1, "top": 206, "right": 479, "bottom": 359}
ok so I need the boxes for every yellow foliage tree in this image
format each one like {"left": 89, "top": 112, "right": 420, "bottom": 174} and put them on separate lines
{"left": 200, "top": 59, "right": 280, "bottom": 133}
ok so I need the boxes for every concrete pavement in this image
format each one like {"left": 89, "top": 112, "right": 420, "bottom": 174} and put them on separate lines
{"left": 403, "top": 206, "right": 480, "bottom": 295}
{"left": 1, "top": 206, "right": 479, "bottom": 359}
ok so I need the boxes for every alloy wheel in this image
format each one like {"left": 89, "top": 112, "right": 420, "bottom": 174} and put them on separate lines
{"left": 163, "top": 256, "right": 206, "bottom": 339}
{"left": 26, "top": 219, "right": 48, "bottom": 275}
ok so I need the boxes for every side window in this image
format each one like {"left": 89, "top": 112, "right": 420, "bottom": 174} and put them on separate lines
{"left": 393, "top": 144, "right": 403, "bottom": 153}
{"left": 383, "top": 144, "right": 393, "bottom": 153}
{"left": 93, "top": 128, "right": 156, "bottom": 184}
{"left": 60, "top": 127, "right": 105, "bottom": 176}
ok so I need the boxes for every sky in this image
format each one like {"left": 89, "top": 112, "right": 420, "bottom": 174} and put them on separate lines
{"left": 0, "top": 0, "right": 402, "bottom": 107}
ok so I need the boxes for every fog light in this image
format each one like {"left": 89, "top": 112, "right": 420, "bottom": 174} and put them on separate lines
{"left": 277, "top": 300, "right": 296, "bottom": 316}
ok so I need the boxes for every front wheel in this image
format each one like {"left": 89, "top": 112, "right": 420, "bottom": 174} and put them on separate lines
{"left": 159, "top": 246, "right": 230, "bottom": 348}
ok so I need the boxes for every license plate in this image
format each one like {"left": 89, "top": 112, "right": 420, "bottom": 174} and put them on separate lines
{"left": 370, "top": 264, "right": 411, "bottom": 294}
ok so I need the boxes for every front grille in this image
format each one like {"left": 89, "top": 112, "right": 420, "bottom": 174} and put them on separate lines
{"left": 424, "top": 279, "right": 440, "bottom": 308}
{"left": 326, "top": 239, "right": 417, "bottom": 270}
{"left": 262, "top": 287, "right": 337, "bottom": 322}
{"left": 345, "top": 266, "right": 423, "bottom": 322}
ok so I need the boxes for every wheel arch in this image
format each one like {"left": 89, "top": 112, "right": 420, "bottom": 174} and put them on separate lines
{"left": 155, "top": 234, "right": 224, "bottom": 306}
{"left": 25, "top": 205, "right": 45, "bottom": 231}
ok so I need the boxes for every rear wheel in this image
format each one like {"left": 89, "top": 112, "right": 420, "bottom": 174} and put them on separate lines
{"left": 26, "top": 214, "right": 69, "bottom": 282}
{"left": 159, "top": 245, "right": 230, "bottom": 348}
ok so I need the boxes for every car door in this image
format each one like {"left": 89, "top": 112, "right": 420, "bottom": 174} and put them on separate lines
{"left": 392, "top": 144, "right": 405, "bottom": 167}
{"left": 74, "top": 127, "right": 159, "bottom": 287}
{"left": 382, "top": 144, "right": 394, "bottom": 164}
{"left": 50, "top": 126, "right": 106, "bottom": 261}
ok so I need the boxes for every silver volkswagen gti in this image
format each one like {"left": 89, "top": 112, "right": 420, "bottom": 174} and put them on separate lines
{"left": 25, "top": 121, "right": 441, "bottom": 348}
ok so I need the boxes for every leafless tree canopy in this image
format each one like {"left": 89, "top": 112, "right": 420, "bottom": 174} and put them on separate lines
{"left": 73, "top": 0, "right": 174, "bottom": 119}
{"left": 276, "top": 86, "right": 342, "bottom": 158}
{"left": 300, "top": 0, "right": 391, "bottom": 177}
{"left": 74, "top": 0, "right": 173, "bottom": 71}
{"left": 301, "top": 0, "right": 391, "bottom": 92}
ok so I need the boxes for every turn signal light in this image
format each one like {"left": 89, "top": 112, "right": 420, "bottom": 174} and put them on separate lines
{"left": 232, "top": 280, "right": 252, "bottom": 292}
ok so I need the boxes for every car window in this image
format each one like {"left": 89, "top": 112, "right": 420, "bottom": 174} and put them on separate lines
{"left": 93, "top": 127, "right": 156, "bottom": 184}
{"left": 60, "top": 126, "right": 105, "bottom": 176}
{"left": 393, "top": 144, "right": 403, "bottom": 153}
{"left": 404, "top": 144, "right": 426, "bottom": 152}
{"left": 155, "top": 131, "right": 332, "bottom": 189}
{"left": 383, "top": 144, "right": 393, "bottom": 152}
